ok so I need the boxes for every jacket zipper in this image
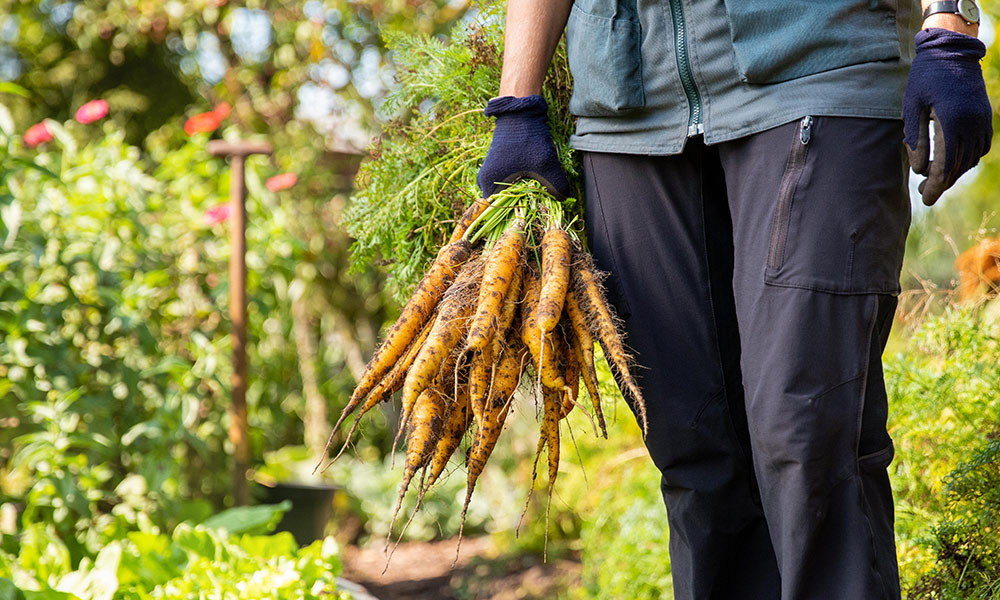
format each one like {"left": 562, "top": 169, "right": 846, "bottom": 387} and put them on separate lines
{"left": 766, "top": 116, "right": 813, "bottom": 271}
{"left": 670, "top": 0, "right": 703, "bottom": 137}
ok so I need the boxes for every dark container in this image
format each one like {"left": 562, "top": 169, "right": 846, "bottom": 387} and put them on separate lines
{"left": 258, "top": 481, "right": 338, "bottom": 546}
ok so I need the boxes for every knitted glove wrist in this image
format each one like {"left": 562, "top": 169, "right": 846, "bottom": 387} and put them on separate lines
{"left": 476, "top": 95, "right": 572, "bottom": 199}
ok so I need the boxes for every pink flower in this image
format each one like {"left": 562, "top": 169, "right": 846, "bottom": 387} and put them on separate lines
{"left": 265, "top": 173, "right": 298, "bottom": 192}
{"left": 184, "top": 112, "right": 222, "bottom": 136}
{"left": 212, "top": 102, "right": 231, "bottom": 119}
{"left": 204, "top": 203, "right": 231, "bottom": 226}
{"left": 75, "top": 99, "right": 109, "bottom": 124}
{"left": 23, "top": 122, "right": 53, "bottom": 148}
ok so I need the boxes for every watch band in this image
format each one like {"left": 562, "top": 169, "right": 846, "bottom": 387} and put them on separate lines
{"left": 923, "top": 1, "right": 959, "bottom": 20}
{"left": 923, "top": 0, "right": 979, "bottom": 24}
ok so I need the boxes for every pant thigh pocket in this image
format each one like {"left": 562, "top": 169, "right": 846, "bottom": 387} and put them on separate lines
{"left": 566, "top": 3, "right": 645, "bottom": 117}
{"left": 764, "top": 117, "right": 910, "bottom": 295}
{"left": 858, "top": 443, "right": 894, "bottom": 471}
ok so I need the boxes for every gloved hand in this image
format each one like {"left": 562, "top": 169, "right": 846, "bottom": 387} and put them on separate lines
{"left": 904, "top": 28, "right": 993, "bottom": 206}
{"left": 477, "top": 95, "right": 572, "bottom": 199}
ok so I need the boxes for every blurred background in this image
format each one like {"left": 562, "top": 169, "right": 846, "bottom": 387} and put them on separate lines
{"left": 0, "top": 1, "right": 999, "bottom": 598}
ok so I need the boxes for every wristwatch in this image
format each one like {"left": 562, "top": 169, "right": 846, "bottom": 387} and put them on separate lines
{"left": 922, "top": 0, "right": 980, "bottom": 25}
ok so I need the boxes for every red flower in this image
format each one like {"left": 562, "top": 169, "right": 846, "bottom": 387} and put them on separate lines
{"left": 204, "top": 203, "right": 231, "bottom": 226}
{"left": 75, "top": 99, "right": 109, "bottom": 124}
{"left": 183, "top": 102, "right": 231, "bottom": 136}
{"left": 265, "top": 173, "right": 298, "bottom": 192}
{"left": 23, "top": 122, "right": 53, "bottom": 148}
{"left": 184, "top": 111, "right": 222, "bottom": 136}
{"left": 212, "top": 102, "right": 231, "bottom": 119}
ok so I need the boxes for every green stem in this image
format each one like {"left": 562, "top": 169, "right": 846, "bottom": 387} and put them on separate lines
{"left": 465, "top": 194, "right": 513, "bottom": 243}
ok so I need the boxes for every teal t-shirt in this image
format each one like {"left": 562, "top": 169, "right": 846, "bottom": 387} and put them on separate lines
{"left": 566, "top": 0, "right": 922, "bottom": 155}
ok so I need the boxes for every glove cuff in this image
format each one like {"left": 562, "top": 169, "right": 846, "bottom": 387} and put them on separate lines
{"left": 915, "top": 28, "right": 987, "bottom": 60}
{"left": 484, "top": 95, "right": 548, "bottom": 118}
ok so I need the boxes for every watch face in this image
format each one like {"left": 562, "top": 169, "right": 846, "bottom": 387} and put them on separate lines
{"left": 958, "top": 0, "right": 980, "bottom": 23}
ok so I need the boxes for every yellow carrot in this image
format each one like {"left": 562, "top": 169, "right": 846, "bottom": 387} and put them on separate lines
{"left": 560, "top": 334, "right": 580, "bottom": 419}
{"left": 465, "top": 220, "right": 525, "bottom": 351}
{"left": 469, "top": 345, "right": 493, "bottom": 428}
{"left": 389, "top": 387, "right": 450, "bottom": 532}
{"left": 449, "top": 198, "right": 491, "bottom": 244}
{"left": 573, "top": 256, "right": 647, "bottom": 434}
{"left": 491, "top": 265, "right": 523, "bottom": 359}
{"left": 425, "top": 383, "right": 473, "bottom": 488}
{"left": 536, "top": 228, "right": 571, "bottom": 334}
{"left": 317, "top": 316, "right": 436, "bottom": 471}
{"left": 343, "top": 239, "right": 470, "bottom": 422}
{"left": 565, "top": 289, "right": 606, "bottom": 437}
{"left": 521, "top": 265, "right": 566, "bottom": 390}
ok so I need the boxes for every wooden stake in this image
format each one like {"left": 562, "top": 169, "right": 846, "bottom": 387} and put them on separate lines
{"left": 208, "top": 139, "right": 273, "bottom": 507}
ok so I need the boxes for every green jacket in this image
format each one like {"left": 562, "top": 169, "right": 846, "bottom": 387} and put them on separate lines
{"left": 567, "top": 0, "right": 921, "bottom": 154}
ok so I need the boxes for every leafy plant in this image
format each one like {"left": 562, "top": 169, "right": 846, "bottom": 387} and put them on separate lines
{"left": 575, "top": 457, "right": 673, "bottom": 600}
{"left": 886, "top": 303, "right": 1000, "bottom": 592}
{"left": 909, "top": 439, "right": 1000, "bottom": 598}
{"left": 0, "top": 97, "right": 387, "bottom": 566}
{"left": 0, "top": 505, "right": 352, "bottom": 600}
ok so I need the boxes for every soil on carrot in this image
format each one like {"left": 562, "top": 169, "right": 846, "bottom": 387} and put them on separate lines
{"left": 341, "top": 536, "right": 581, "bottom": 599}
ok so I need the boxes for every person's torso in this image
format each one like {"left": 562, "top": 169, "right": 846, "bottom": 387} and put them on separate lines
{"left": 566, "top": 0, "right": 921, "bottom": 155}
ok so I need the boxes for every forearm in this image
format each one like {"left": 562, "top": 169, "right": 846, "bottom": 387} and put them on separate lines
{"left": 921, "top": 0, "right": 979, "bottom": 36}
{"left": 497, "top": 0, "right": 572, "bottom": 97}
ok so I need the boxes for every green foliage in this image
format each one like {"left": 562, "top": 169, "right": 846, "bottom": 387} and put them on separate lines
{"left": 0, "top": 123, "right": 228, "bottom": 562}
{"left": 880, "top": 305, "right": 1000, "bottom": 596}
{"left": 0, "top": 0, "right": 466, "bottom": 145}
{"left": 0, "top": 102, "right": 388, "bottom": 567}
{"left": 575, "top": 457, "right": 672, "bottom": 600}
{"left": 884, "top": 303, "right": 1000, "bottom": 598}
{"left": 343, "top": 4, "right": 579, "bottom": 300}
{"left": 0, "top": 521, "right": 351, "bottom": 600}
{"left": 0, "top": 0, "right": 476, "bottom": 577}
{"left": 200, "top": 501, "right": 291, "bottom": 535}
{"left": 909, "top": 440, "right": 1000, "bottom": 599}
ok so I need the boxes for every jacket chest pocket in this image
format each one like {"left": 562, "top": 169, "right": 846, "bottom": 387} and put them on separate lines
{"left": 565, "top": 2, "right": 645, "bottom": 117}
{"left": 721, "top": 0, "right": 901, "bottom": 84}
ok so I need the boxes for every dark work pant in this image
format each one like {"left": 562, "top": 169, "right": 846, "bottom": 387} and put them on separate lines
{"left": 582, "top": 117, "right": 909, "bottom": 600}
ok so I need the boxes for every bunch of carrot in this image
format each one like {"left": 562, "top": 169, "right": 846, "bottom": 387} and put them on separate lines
{"left": 318, "top": 181, "right": 646, "bottom": 553}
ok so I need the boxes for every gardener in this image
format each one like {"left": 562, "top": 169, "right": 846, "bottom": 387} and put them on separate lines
{"left": 477, "top": 0, "right": 992, "bottom": 598}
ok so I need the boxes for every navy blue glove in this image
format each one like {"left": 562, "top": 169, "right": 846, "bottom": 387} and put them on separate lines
{"left": 477, "top": 95, "right": 572, "bottom": 199}
{"left": 904, "top": 28, "right": 993, "bottom": 206}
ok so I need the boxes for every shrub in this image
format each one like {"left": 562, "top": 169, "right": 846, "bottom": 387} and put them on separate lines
{"left": 0, "top": 504, "right": 353, "bottom": 599}
{"left": 886, "top": 304, "right": 1000, "bottom": 593}
{"left": 0, "top": 106, "right": 387, "bottom": 564}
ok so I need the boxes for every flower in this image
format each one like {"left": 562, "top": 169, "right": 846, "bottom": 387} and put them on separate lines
{"left": 23, "top": 122, "right": 53, "bottom": 148}
{"left": 75, "top": 99, "right": 109, "bottom": 124}
{"left": 265, "top": 173, "right": 298, "bottom": 192}
{"left": 183, "top": 102, "right": 232, "bottom": 136}
{"left": 212, "top": 102, "right": 231, "bottom": 119}
{"left": 204, "top": 203, "right": 232, "bottom": 226}
{"left": 184, "top": 111, "right": 222, "bottom": 136}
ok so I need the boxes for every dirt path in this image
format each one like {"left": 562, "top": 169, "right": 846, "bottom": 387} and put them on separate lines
{"left": 341, "top": 537, "right": 581, "bottom": 600}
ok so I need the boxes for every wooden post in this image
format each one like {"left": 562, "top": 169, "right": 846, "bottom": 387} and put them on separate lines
{"left": 208, "top": 139, "right": 273, "bottom": 506}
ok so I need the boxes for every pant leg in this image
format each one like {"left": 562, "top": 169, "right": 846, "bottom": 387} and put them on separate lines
{"left": 718, "top": 117, "right": 909, "bottom": 600}
{"left": 582, "top": 145, "right": 780, "bottom": 600}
